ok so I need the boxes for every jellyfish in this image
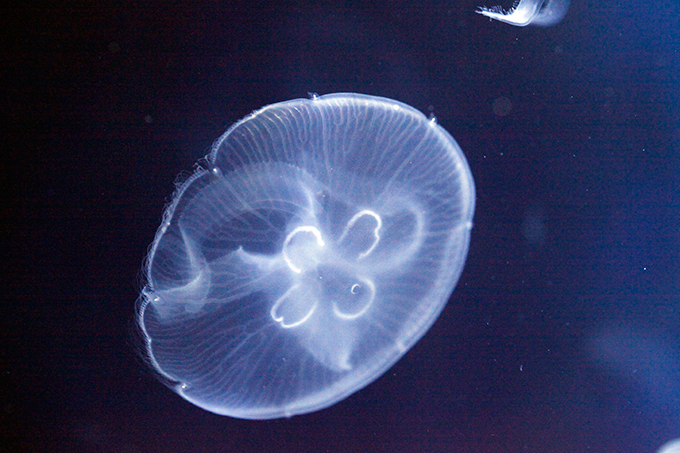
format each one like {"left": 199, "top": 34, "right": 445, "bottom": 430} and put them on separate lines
{"left": 658, "top": 438, "right": 680, "bottom": 453}
{"left": 477, "top": 0, "right": 570, "bottom": 27}
{"left": 136, "top": 93, "right": 475, "bottom": 419}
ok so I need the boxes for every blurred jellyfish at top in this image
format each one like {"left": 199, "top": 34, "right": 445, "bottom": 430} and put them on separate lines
{"left": 477, "top": 0, "right": 570, "bottom": 27}
{"left": 658, "top": 438, "right": 680, "bottom": 453}
{"left": 136, "top": 93, "right": 475, "bottom": 419}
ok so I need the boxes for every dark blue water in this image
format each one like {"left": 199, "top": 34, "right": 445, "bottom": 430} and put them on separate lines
{"left": 4, "top": 1, "right": 679, "bottom": 452}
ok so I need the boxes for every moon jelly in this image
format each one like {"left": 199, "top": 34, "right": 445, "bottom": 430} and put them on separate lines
{"left": 136, "top": 93, "right": 475, "bottom": 419}
{"left": 477, "top": 0, "right": 570, "bottom": 27}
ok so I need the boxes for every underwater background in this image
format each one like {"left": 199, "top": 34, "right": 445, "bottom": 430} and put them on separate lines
{"left": 3, "top": 0, "right": 679, "bottom": 452}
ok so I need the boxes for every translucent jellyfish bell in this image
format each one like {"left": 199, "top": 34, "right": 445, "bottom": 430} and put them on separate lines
{"left": 477, "top": 0, "right": 570, "bottom": 27}
{"left": 136, "top": 93, "right": 475, "bottom": 419}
